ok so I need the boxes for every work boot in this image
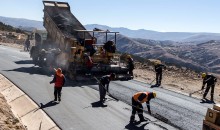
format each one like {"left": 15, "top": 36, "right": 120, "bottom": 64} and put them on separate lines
{"left": 130, "top": 115, "right": 135, "bottom": 123}
{"left": 100, "top": 98, "right": 104, "bottom": 103}
{"left": 139, "top": 114, "right": 147, "bottom": 122}
{"left": 54, "top": 98, "right": 57, "bottom": 101}
{"left": 58, "top": 97, "right": 61, "bottom": 102}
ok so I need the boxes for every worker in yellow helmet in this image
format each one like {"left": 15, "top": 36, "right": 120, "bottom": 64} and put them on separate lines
{"left": 151, "top": 60, "right": 166, "bottom": 88}
{"left": 130, "top": 91, "right": 156, "bottom": 123}
{"left": 201, "top": 73, "right": 217, "bottom": 102}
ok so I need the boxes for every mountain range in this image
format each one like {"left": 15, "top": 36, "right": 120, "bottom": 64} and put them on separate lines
{"left": 85, "top": 24, "right": 220, "bottom": 43}
{"left": 1, "top": 16, "right": 220, "bottom": 73}
{"left": 1, "top": 16, "right": 220, "bottom": 42}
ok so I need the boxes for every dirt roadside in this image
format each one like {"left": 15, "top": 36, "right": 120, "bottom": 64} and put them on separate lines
{"left": 0, "top": 81, "right": 26, "bottom": 130}
{"left": 134, "top": 63, "right": 220, "bottom": 103}
{"left": 0, "top": 93, "right": 25, "bottom": 130}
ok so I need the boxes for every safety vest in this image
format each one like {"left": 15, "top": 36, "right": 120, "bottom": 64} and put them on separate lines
{"left": 55, "top": 74, "right": 64, "bottom": 87}
{"left": 133, "top": 92, "right": 149, "bottom": 103}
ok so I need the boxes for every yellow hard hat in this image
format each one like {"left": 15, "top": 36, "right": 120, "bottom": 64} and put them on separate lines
{"left": 153, "top": 60, "right": 161, "bottom": 65}
{"left": 202, "top": 73, "right": 206, "bottom": 78}
{"left": 150, "top": 92, "right": 156, "bottom": 98}
{"left": 127, "top": 55, "right": 131, "bottom": 58}
{"left": 153, "top": 92, "right": 156, "bottom": 98}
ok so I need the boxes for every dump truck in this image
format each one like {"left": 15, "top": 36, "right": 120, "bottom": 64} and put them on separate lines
{"left": 30, "top": 1, "right": 132, "bottom": 80}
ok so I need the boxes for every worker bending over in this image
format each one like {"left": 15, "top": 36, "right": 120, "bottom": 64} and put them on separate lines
{"left": 130, "top": 91, "right": 156, "bottom": 123}
{"left": 99, "top": 73, "right": 116, "bottom": 103}
{"left": 201, "top": 73, "right": 217, "bottom": 102}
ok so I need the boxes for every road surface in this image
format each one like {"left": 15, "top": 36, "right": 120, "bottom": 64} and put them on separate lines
{"left": 0, "top": 44, "right": 213, "bottom": 130}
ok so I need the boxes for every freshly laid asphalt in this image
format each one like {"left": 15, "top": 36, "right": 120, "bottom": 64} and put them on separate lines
{"left": 0, "top": 45, "right": 214, "bottom": 130}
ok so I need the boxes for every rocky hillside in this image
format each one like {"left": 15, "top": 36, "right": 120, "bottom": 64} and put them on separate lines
{"left": 97, "top": 34, "right": 220, "bottom": 74}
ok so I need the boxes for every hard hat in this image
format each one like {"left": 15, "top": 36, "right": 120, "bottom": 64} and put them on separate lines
{"left": 55, "top": 68, "right": 62, "bottom": 76}
{"left": 152, "top": 92, "right": 156, "bottom": 98}
{"left": 154, "top": 60, "right": 161, "bottom": 65}
{"left": 153, "top": 92, "right": 156, "bottom": 98}
{"left": 127, "top": 55, "right": 131, "bottom": 58}
{"left": 202, "top": 73, "right": 206, "bottom": 78}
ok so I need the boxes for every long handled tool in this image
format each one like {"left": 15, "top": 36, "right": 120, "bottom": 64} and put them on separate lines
{"left": 93, "top": 76, "right": 119, "bottom": 101}
{"left": 189, "top": 82, "right": 218, "bottom": 97}
{"left": 128, "top": 103, "right": 169, "bottom": 123}
{"left": 189, "top": 88, "right": 205, "bottom": 97}
{"left": 149, "top": 78, "right": 156, "bottom": 85}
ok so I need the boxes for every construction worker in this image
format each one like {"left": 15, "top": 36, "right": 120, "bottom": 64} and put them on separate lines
{"left": 50, "top": 68, "right": 66, "bottom": 102}
{"left": 99, "top": 73, "right": 116, "bottom": 103}
{"left": 85, "top": 54, "right": 93, "bottom": 75}
{"left": 201, "top": 73, "right": 217, "bottom": 101}
{"left": 153, "top": 61, "right": 166, "bottom": 87}
{"left": 24, "top": 35, "right": 30, "bottom": 51}
{"left": 127, "top": 55, "right": 134, "bottom": 77}
{"left": 130, "top": 91, "right": 156, "bottom": 123}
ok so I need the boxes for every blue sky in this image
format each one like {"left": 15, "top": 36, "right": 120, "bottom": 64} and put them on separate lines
{"left": 0, "top": 0, "right": 220, "bottom": 33}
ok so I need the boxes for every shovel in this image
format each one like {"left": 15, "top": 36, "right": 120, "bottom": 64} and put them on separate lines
{"left": 93, "top": 76, "right": 119, "bottom": 101}
{"left": 189, "top": 89, "right": 204, "bottom": 97}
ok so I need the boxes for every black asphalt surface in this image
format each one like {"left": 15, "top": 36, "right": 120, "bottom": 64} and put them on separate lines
{"left": 0, "top": 45, "right": 213, "bottom": 130}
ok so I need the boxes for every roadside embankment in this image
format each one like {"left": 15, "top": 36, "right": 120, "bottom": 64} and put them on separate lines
{"left": 0, "top": 74, "right": 60, "bottom": 130}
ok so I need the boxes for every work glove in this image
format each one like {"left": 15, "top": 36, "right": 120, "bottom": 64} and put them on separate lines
{"left": 50, "top": 81, "right": 52, "bottom": 84}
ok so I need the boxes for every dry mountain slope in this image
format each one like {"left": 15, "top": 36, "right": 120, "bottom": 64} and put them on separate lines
{"left": 103, "top": 34, "right": 220, "bottom": 74}
{"left": 100, "top": 34, "right": 217, "bottom": 73}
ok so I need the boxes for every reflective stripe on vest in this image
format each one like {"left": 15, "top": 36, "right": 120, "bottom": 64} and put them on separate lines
{"left": 133, "top": 92, "right": 149, "bottom": 103}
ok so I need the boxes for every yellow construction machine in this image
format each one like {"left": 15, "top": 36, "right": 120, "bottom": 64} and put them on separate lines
{"left": 30, "top": 1, "right": 132, "bottom": 80}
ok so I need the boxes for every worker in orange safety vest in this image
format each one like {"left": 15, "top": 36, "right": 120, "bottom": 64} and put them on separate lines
{"left": 130, "top": 91, "right": 156, "bottom": 123}
{"left": 50, "top": 68, "right": 66, "bottom": 102}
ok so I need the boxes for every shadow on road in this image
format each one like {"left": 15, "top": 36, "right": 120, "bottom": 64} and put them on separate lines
{"left": 91, "top": 101, "right": 107, "bottom": 107}
{"left": 4, "top": 66, "right": 105, "bottom": 88}
{"left": 4, "top": 66, "right": 52, "bottom": 76}
{"left": 40, "top": 101, "right": 59, "bottom": 109}
{"left": 125, "top": 121, "right": 149, "bottom": 130}
{"left": 15, "top": 60, "right": 33, "bottom": 64}
{"left": 200, "top": 98, "right": 215, "bottom": 104}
